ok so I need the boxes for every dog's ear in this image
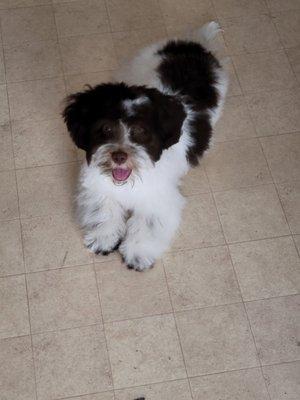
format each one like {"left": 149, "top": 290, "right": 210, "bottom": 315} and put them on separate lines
{"left": 62, "top": 89, "right": 93, "bottom": 151}
{"left": 149, "top": 90, "right": 186, "bottom": 149}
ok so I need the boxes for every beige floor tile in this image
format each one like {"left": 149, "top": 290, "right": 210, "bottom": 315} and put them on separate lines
{"left": 112, "top": 27, "right": 167, "bottom": 62}
{"left": 180, "top": 165, "right": 210, "bottom": 196}
{"left": 286, "top": 46, "right": 300, "bottom": 83}
{"left": 172, "top": 194, "right": 225, "bottom": 250}
{"left": 214, "top": 185, "right": 289, "bottom": 243}
{"left": 277, "top": 181, "right": 300, "bottom": 234}
{"left": 94, "top": 248, "right": 121, "bottom": 264}
{"left": 159, "top": 0, "right": 215, "bottom": 28}
{"left": 106, "top": 314, "right": 186, "bottom": 388}
{"left": 4, "top": 40, "right": 63, "bottom": 82}
{"left": 176, "top": 304, "right": 258, "bottom": 376}
{"left": 0, "top": 85, "right": 9, "bottom": 125}
{"left": 115, "top": 380, "right": 192, "bottom": 400}
{"left": 294, "top": 234, "right": 300, "bottom": 255}
{"left": 8, "top": 77, "right": 66, "bottom": 123}
{"left": 65, "top": 70, "right": 114, "bottom": 94}
{"left": 17, "top": 163, "right": 78, "bottom": 219}
{"left": 246, "top": 89, "right": 300, "bottom": 136}
{"left": 60, "top": 33, "right": 117, "bottom": 75}
{"left": 0, "top": 220, "right": 24, "bottom": 277}
{"left": 54, "top": 0, "right": 110, "bottom": 38}
{"left": 107, "top": 0, "right": 164, "bottom": 32}
{"left": 260, "top": 133, "right": 300, "bottom": 183}
{"left": 0, "top": 123, "right": 14, "bottom": 171}
{"left": 0, "top": 49, "right": 5, "bottom": 85}
{"left": 8, "top": 1, "right": 51, "bottom": 6}
{"left": 266, "top": 0, "right": 300, "bottom": 12}
{"left": 12, "top": 118, "right": 77, "bottom": 168}
{"left": 33, "top": 325, "right": 112, "bottom": 400}
{"left": 61, "top": 394, "right": 114, "bottom": 400}
{"left": 0, "top": 170, "right": 19, "bottom": 220}
{"left": 164, "top": 246, "right": 241, "bottom": 311}
{"left": 224, "top": 58, "right": 242, "bottom": 96}
{"left": 0, "top": 275, "right": 29, "bottom": 339}
{"left": 262, "top": 361, "right": 300, "bottom": 400}
{"left": 273, "top": 10, "right": 300, "bottom": 48}
{"left": 230, "top": 237, "right": 300, "bottom": 301}
{"left": 190, "top": 368, "right": 269, "bottom": 400}
{"left": 214, "top": 95, "right": 256, "bottom": 142}
{"left": 220, "top": 14, "right": 282, "bottom": 55}
{"left": 246, "top": 295, "right": 300, "bottom": 364}
{"left": 21, "top": 214, "right": 92, "bottom": 272}
{"left": 1, "top": 6, "right": 57, "bottom": 47}
{"left": 0, "top": 336, "right": 36, "bottom": 400}
{"left": 27, "top": 265, "right": 101, "bottom": 333}
{"left": 205, "top": 138, "right": 272, "bottom": 191}
{"left": 212, "top": 0, "right": 268, "bottom": 19}
{"left": 233, "top": 51, "right": 297, "bottom": 93}
{"left": 96, "top": 260, "right": 171, "bottom": 322}
{"left": 0, "top": 1, "right": 9, "bottom": 9}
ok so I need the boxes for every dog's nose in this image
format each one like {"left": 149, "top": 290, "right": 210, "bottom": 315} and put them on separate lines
{"left": 112, "top": 151, "right": 128, "bottom": 165}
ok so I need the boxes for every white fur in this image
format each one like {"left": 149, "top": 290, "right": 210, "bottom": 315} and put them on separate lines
{"left": 77, "top": 22, "right": 228, "bottom": 270}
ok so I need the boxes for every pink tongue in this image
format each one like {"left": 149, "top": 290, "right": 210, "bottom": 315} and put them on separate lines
{"left": 112, "top": 168, "right": 132, "bottom": 181}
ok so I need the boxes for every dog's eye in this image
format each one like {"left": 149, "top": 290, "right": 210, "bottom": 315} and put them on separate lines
{"left": 131, "top": 126, "right": 145, "bottom": 136}
{"left": 102, "top": 124, "right": 112, "bottom": 135}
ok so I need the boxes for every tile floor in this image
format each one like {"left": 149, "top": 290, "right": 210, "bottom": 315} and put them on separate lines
{"left": 0, "top": 1, "right": 299, "bottom": 399}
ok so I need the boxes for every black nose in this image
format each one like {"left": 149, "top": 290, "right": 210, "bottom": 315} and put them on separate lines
{"left": 112, "top": 151, "right": 128, "bottom": 165}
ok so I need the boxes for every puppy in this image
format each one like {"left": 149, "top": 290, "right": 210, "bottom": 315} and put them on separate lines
{"left": 63, "top": 22, "right": 228, "bottom": 271}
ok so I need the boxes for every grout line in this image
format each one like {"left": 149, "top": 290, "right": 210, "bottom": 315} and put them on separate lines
{"left": 203, "top": 150, "right": 274, "bottom": 400}
{"left": 1, "top": 62, "right": 39, "bottom": 400}
{"left": 265, "top": 1, "right": 300, "bottom": 83}
{"left": 226, "top": 14, "right": 299, "bottom": 266}
{"left": 161, "top": 255, "right": 196, "bottom": 398}
{"left": 52, "top": 388, "right": 114, "bottom": 400}
{"left": 93, "top": 262, "right": 116, "bottom": 400}
{"left": 0, "top": 14, "right": 37, "bottom": 400}
{"left": 103, "top": 0, "right": 120, "bottom": 73}
{"left": 232, "top": 31, "right": 299, "bottom": 399}
{"left": 261, "top": 5, "right": 300, "bottom": 260}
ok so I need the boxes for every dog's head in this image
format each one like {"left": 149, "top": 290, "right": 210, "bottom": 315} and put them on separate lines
{"left": 63, "top": 83, "right": 185, "bottom": 184}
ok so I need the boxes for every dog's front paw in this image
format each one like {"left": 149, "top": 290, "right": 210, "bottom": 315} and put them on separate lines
{"left": 84, "top": 232, "right": 121, "bottom": 256}
{"left": 119, "top": 243, "right": 154, "bottom": 271}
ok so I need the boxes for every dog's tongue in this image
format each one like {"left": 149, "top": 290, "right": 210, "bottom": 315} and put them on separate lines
{"left": 112, "top": 168, "right": 132, "bottom": 182}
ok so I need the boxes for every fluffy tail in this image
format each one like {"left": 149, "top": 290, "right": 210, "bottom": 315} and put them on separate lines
{"left": 189, "top": 21, "right": 222, "bottom": 52}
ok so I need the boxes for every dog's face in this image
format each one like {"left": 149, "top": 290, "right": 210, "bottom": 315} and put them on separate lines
{"left": 63, "top": 83, "right": 185, "bottom": 184}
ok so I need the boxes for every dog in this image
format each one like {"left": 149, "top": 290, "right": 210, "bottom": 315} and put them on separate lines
{"left": 62, "top": 22, "right": 228, "bottom": 271}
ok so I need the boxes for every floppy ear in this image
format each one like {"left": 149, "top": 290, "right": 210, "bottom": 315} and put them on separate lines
{"left": 148, "top": 90, "right": 186, "bottom": 149}
{"left": 62, "top": 90, "right": 92, "bottom": 151}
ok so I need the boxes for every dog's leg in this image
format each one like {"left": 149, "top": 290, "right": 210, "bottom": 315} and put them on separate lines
{"left": 79, "top": 196, "right": 126, "bottom": 255}
{"left": 119, "top": 200, "right": 183, "bottom": 271}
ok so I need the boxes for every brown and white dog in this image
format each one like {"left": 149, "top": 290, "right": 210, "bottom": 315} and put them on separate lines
{"left": 63, "top": 22, "right": 228, "bottom": 271}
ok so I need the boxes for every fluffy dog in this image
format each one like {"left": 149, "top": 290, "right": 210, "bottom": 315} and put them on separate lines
{"left": 63, "top": 22, "right": 228, "bottom": 271}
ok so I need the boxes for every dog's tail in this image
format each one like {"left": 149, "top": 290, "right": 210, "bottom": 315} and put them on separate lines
{"left": 188, "top": 21, "right": 222, "bottom": 52}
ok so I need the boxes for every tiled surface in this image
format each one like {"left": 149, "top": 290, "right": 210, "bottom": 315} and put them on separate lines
{"left": 95, "top": 260, "right": 172, "bottom": 321}
{"left": 246, "top": 295, "right": 300, "bottom": 365}
{"left": 0, "top": 274, "right": 30, "bottom": 338}
{"left": 262, "top": 361, "right": 300, "bottom": 400}
{"left": 33, "top": 325, "right": 112, "bottom": 399}
{"left": 190, "top": 368, "right": 269, "bottom": 400}
{"left": 163, "top": 246, "right": 241, "bottom": 310}
{"left": 106, "top": 314, "right": 186, "bottom": 388}
{"left": 176, "top": 304, "right": 259, "bottom": 376}
{"left": 27, "top": 265, "right": 101, "bottom": 333}
{"left": 0, "top": 336, "right": 36, "bottom": 400}
{"left": 0, "top": 1, "right": 299, "bottom": 399}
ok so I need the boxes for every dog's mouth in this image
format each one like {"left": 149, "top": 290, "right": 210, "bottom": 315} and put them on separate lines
{"left": 112, "top": 167, "right": 132, "bottom": 183}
